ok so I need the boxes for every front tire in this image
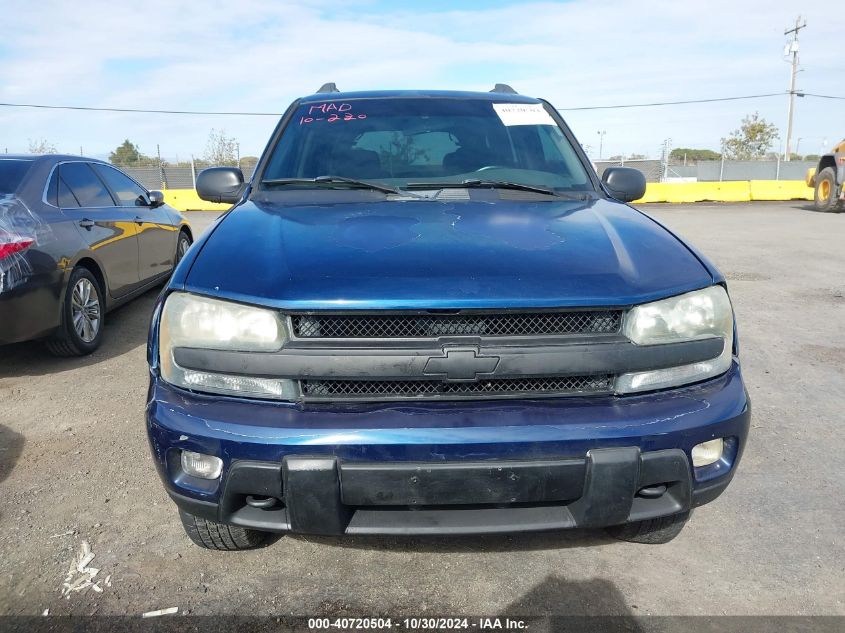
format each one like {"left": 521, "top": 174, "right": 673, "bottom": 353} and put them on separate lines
{"left": 179, "top": 509, "right": 269, "bottom": 550}
{"left": 175, "top": 230, "right": 192, "bottom": 266}
{"left": 814, "top": 167, "right": 842, "bottom": 212}
{"left": 45, "top": 267, "right": 104, "bottom": 357}
{"left": 605, "top": 511, "right": 690, "bottom": 544}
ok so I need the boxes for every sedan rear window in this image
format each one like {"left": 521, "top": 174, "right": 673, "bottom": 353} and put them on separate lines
{"left": 59, "top": 163, "right": 115, "bottom": 208}
{"left": 0, "top": 160, "right": 34, "bottom": 194}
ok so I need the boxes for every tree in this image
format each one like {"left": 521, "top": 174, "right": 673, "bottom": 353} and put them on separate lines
{"left": 669, "top": 148, "right": 721, "bottom": 162}
{"left": 720, "top": 112, "right": 779, "bottom": 160}
{"left": 607, "top": 153, "right": 646, "bottom": 161}
{"left": 803, "top": 154, "right": 821, "bottom": 163}
{"left": 28, "top": 138, "right": 57, "bottom": 154}
{"left": 204, "top": 129, "right": 238, "bottom": 166}
{"left": 109, "top": 139, "right": 155, "bottom": 166}
{"left": 378, "top": 132, "right": 427, "bottom": 172}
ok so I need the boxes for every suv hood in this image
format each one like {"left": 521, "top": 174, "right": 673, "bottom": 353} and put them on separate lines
{"left": 184, "top": 197, "right": 713, "bottom": 309}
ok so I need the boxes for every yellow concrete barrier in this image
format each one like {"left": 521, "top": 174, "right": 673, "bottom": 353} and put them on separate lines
{"left": 749, "top": 180, "right": 813, "bottom": 202}
{"left": 634, "top": 180, "right": 812, "bottom": 204}
{"left": 636, "top": 181, "right": 752, "bottom": 204}
{"left": 163, "top": 189, "right": 231, "bottom": 212}
{"left": 161, "top": 180, "right": 813, "bottom": 211}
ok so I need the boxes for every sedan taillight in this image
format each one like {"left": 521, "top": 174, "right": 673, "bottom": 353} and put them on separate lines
{"left": 0, "top": 235, "right": 34, "bottom": 260}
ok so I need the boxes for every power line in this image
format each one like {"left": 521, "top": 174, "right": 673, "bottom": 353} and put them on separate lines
{"left": 558, "top": 92, "right": 788, "bottom": 111}
{"left": 0, "top": 91, "right": 841, "bottom": 116}
{"left": 0, "top": 102, "right": 280, "bottom": 116}
{"left": 800, "top": 92, "right": 845, "bottom": 100}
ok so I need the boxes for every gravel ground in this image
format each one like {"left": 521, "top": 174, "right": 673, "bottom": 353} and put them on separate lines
{"left": 0, "top": 201, "right": 843, "bottom": 617}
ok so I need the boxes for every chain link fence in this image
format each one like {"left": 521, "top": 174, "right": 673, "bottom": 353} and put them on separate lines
{"left": 594, "top": 158, "right": 816, "bottom": 183}
{"left": 593, "top": 159, "right": 664, "bottom": 182}
{"left": 121, "top": 163, "right": 257, "bottom": 190}
{"left": 672, "top": 160, "right": 816, "bottom": 182}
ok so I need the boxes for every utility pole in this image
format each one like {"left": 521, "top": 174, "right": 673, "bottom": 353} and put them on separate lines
{"left": 783, "top": 15, "right": 806, "bottom": 162}
{"left": 157, "top": 143, "right": 165, "bottom": 190}
{"left": 661, "top": 138, "right": 672, "bottom": 182}
{"left": 597, "top": 130, "right": 606, "bottom": 160}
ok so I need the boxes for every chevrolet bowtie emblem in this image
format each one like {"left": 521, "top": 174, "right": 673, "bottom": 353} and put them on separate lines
{"left": 423, "top": 348, "right": 500, "bottom": 381}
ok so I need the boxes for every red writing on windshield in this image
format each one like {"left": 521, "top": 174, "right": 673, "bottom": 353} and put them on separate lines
{"left": 300, "top": 102, "right": 367, "bottom": 125}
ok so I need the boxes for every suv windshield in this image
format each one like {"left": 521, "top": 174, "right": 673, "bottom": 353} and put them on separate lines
{"left": 0, "top": 159, "right": 34, "bottom": 194}
{"left": 262, "top": 98, "right": 593, "bottom": 193}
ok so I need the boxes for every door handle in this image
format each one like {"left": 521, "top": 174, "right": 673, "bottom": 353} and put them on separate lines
{"left": 134, "top": 216, "right": 144, "bottom": 225}
{"left": 78, "top": 219, "right": 95, "bottom": 229}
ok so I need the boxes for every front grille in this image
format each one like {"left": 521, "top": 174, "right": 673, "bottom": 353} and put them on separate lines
{"left": 301, "top": 375, "right": 613, "bottom": 400}
{"left": 292, "top": 311, "right": 622, "bottom": 339}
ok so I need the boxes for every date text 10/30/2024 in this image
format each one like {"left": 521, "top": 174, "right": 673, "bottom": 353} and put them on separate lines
{"left": 307, "top": 617, "right": 529, "bottom": 630}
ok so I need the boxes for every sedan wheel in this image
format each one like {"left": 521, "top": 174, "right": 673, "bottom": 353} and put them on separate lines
{"left": 71, "top": 278, "right": 101, "bottom": 343}
{"left": 46, "top": 267, "right": 105, "bottom": 357}
{"left": 176, "top": 232, "right": 192, "bottom": 265}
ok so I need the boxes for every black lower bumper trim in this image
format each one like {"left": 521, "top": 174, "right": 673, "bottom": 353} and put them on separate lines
{"left": 165, "top": 447, "right": 730, "bottom": 536}
{"left": 347, "top": 506, "right": 577, "bottom": 535}
{"left": 340, "top": 458, "right": 586, "bottom": 506}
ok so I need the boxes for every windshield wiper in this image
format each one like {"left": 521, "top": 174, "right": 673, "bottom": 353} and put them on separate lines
{"left": 405, "top": 179, "right": 561, "bottom": 197}
{"left": 261, "top": 175, "right": 401, "bottom": 195}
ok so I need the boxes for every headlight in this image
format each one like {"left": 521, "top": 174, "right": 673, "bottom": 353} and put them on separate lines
{"left": 616, "top": 286, "right": 734, "bottom": 393}
{"left": 159, "top": 292, "right": 297, "bottom": 400}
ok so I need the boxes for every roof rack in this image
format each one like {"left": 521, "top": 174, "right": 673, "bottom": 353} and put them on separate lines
{"left": 490, "top": 83, "right": 518, "bottom": 95}
{"left": 316, "top": 82, "right": 340, "bottom": 94}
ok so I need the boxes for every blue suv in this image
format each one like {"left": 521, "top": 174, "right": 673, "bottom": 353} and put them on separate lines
{"left": 146, "top": 84, "right": 749, "bottom": 549}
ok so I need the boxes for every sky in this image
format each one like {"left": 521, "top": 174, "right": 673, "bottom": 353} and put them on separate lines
{"left": 0, "top": 0, "right": 841, "bottom": 162}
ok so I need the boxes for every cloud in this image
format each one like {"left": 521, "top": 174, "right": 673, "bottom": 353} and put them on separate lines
{"left": 0, "top": 0, "right": 841, "bottom": 159}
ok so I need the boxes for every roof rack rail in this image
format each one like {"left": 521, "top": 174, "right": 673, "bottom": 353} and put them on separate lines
{"left": 490, "top": 83, "right": 518, "bottom": 94}
{"left": 316, "top": 82, "right": 340, "bottom": 94}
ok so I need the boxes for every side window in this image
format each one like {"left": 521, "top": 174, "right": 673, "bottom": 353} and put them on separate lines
{"left": 46, "top": 169, "right": 59, "bottom": 206}
{"left": 58, "top": 177, "right": 80, "bottom": 208}
{"left": 93, "top": 164, "right": 149, "bottom": 207}
{"left": 59, "top": 163, "right": 115, "bottom": 208}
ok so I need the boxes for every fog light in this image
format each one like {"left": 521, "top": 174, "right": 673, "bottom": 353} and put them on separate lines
{"left": 691, "top": 438, "right": 724, "bottom": 467}
{"left": 181, "top": 450, "right": 223, "bottom": 479}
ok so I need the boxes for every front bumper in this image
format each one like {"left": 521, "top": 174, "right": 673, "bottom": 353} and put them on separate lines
{"left": 147, "top": 363, "right": 750, "bottom": 536}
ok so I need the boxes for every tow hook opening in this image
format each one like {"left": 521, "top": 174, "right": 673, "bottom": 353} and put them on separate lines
{"left": 245, "top": 495, "right": 281, "bottom": 510}
{"left": 637, "top": 483, "right": 668, "bottom": 499}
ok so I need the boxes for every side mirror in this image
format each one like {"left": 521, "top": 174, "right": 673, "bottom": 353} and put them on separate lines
{"left": 601, "top": 167, "right": 647, "bottom": 203}
{"left": 148, "top": 190, "right": 165, "bottom": 208}
{"left": 196, "top": 167, "right": 245, "bottom": 204}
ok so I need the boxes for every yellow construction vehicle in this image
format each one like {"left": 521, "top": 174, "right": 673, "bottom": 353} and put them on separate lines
{"left": 806, "top": 139, "right": 845, "bottom": 212}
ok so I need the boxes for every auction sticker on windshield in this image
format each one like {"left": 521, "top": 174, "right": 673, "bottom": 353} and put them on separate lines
{"left": 493, "top": 102, "right": 556, "bottom": 126}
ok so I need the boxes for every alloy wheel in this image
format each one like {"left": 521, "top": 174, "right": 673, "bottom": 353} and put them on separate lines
{"left": 71, "top": 278, "right": 101, "bottom": 343}
{"left": 177, "top": 236, "right": 191, "bottom": 263}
